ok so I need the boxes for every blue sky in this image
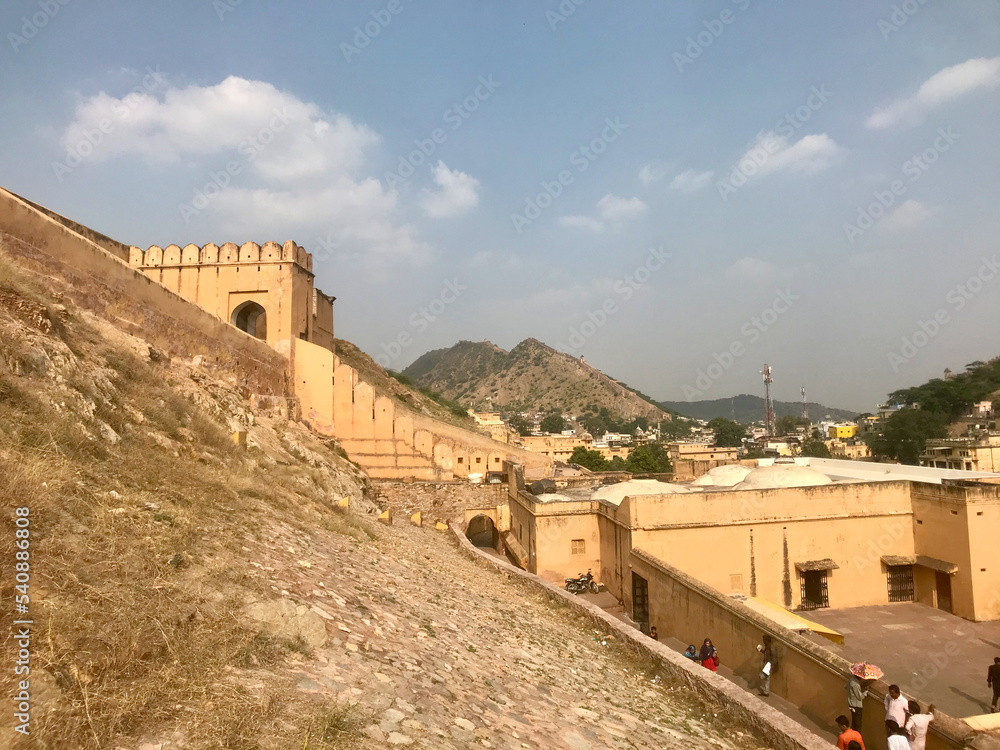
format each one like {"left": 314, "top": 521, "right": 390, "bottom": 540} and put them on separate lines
{"left": 2, "top": 0, "right": 998, "bottom": 412}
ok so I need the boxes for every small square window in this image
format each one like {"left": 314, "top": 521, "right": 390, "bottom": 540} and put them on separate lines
{"left": 494, "top": 456, "right": 500, "bottom": 463}
{"left": 730, "top": 574, "right": 743, "bottom": 592}
{"left": 457, "top": 457, "right": 463, "bottom": 464}
{"left": 476, "top": 456, "right": 481, "bottom": 463}
{"left": 571, "top": 539, "right": 585, "bottom": 555}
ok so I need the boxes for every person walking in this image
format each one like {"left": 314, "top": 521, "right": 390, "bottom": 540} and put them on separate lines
{"left": 905, "top": 700, "right": 934, "bottom": 750}
{"left": 989, "top": 657, "right": 1000, "bottom": 712}
{"left": 835, "top": 714, "right": 865, "bottom": 750}
{"left": 884, "top": 684, "right": 908, "bottom": 735}
{"left": 683, "top": 644, "right": 699, "bottom": 662}
{"left": 757, "top": 635, "right": 776, "bottom": 696}
{"left": 844, "top": 674, "right": 869, "bottom": 730}
{"left": 649, "top": 626, "right": 659, "bottom": 641}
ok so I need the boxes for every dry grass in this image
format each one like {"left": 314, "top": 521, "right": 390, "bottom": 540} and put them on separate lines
{"left": 0, "top": 251, "right": 374, "bottom": 749}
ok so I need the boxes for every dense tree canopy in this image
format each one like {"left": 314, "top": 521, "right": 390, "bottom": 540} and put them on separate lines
{"left": 625, "top": 443, "right": 672, "bottom": 473}
{"left": 569, "top": 446, "right": 609, "bottom": 471}
{"left": 506, "top": 414, "right": 531, "bottom": 436}
{"left": 775, "top": 415, "right": 808, "bottom": 436}
{"left": 866, "top": 408, "right": 949, "bottom": 464}
{"left": 800, "top": 439, "right": 831, "bottom": 458}
{"left": 540, "top": 413, "right": 567, "bottom": 434}
{"left": 888, "top": 358, "right": 1000, "bottom": 419}
{"left": 707, "top": 417, "right": 747, "bottom": 447}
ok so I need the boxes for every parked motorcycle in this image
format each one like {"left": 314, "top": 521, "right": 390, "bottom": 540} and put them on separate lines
{"left": 565, "top": 569, "right": 599, "bottom": 594}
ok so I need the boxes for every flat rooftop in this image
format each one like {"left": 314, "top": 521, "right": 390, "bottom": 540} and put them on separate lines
{"left": 804, "top": 602, "right": 1000, "bottom": 718}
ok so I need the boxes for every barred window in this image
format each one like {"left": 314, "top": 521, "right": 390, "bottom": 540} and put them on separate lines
{"left": 571, "top": 539, "right": 585, "bottom": 555}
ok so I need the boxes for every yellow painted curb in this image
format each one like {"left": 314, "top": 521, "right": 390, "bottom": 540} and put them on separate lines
{"left": 336, "top": 497, "right": 350, "bottom": 509}
{"left": 378, "top": 509, "right": 392, "bottom": 525}
{"left": 410, "top": 511, "right": 422, "bottom": 527}
{"left": 435, "top": 521, "right": 448, "bottom": 531}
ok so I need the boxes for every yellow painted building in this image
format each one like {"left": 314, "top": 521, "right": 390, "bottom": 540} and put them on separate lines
{"left": 828, "top": 424, "right": 859, "bottom": 439}
{"left": 502, "top": 462, "right": 1000, "bottom": 623}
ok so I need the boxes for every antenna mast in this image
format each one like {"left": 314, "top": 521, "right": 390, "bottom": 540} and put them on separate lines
{"left": 801, "top": 387, "right": 808, "bottom": 422}
{"left": 761, "top": 365, "right": 775, "bottom": 435}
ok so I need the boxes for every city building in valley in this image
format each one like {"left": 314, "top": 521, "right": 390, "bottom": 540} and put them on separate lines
{"left": 920, "top": 434, "right": 1000, "bottom": 472}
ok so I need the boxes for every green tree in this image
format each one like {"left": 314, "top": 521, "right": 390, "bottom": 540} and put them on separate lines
{"left": 608, "top": 455, "right": 628, "bottom": 471}
{"left": 775, "top": 415, "right": 808, "bottom": 436}
{"left": 800, "top": 439, "right": 831, "bottom": 458}
{"left": 866, "top": 408, "right": 949, "bottom": 464}
{"left": 569, "top": 446, "right": 608, "bottom": 471}
{"left": 707, "top": 417, "right": 747, "bottom": 447}
{"left": 540, "top": 413, "right": 566, "bottom": 434}
{"left": 507, "top": 414, "right": 531, "bottom": 436}
{"left": 626, "top": 443, "right": 673, "bottom": 473}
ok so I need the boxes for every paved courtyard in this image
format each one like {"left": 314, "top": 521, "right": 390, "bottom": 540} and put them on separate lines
{"left": 807, "top": 602, "right": 1000, "bottom": 718}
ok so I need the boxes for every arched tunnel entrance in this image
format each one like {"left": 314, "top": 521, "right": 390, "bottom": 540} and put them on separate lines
{"left": 231, "top": 301, "right": 267, "bottom": 340}
{"left": 466, "top": 514, "right": 500, "bottom": 549}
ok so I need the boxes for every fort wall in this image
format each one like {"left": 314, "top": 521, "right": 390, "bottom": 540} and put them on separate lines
{"left": 0, "top": 188, "right": 288, "bottom": 398}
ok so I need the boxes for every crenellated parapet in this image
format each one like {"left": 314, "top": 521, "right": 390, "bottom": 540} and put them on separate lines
{"left": 128, "top": 240, "right": 313, "bottom": 273}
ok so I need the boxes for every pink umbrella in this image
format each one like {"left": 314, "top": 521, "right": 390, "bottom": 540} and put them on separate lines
{"left": 850, "top": 662, "right": 884, "bottom": 680}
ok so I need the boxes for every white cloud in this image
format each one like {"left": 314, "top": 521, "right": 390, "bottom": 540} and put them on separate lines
{"left": 61, "top": 76, "right": 378, "bottom": 182}
{"left": 59, "top": 76, "right": 433, "bottom": 274}
{"left": 724, "top": 257, "right": 783, "bottom": 282}
{"left": 558, "top": 215, "right": 605, "bottom": 233}
{"left": 669, "top": 169, "right": 714, "bottom": 193}
{"left": 638, "top": 162, "right": 670, "bottom": 185}
{"left": 866, "top": 57, "right": 1000, "bottom": 129}
{"left": 733, "top": 131, "right": 845, "bottom": 179}
{"left": 558, "top": 194, "right": 648, "bottom": 233}
{"left": 596, "top": 194, "right": 648, "bottom": 222}
{"left": 419, "top": 161, "right": 480, "bottom": 218}
{"left": 880, "top": 199, "right": 939, "bottom": 233}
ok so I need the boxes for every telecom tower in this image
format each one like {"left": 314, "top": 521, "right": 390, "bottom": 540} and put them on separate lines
{"left": 801, "top": 387, "right": 808, "bottom": 422}
{"left": 761, "top": 364, "right": 775, "bottom": 435}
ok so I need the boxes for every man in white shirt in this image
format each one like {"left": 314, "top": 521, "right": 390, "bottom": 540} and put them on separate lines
{"left": 884, "top": 684, "right": 908, "bottom": 735}
{"left": 886, "top": 720, "right": 909, "bottom": 750}
{"left": 905, "top": 700, "right": 934, "bottom": 750}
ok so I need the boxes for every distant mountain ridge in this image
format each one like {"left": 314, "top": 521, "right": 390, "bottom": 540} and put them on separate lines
{"left": 660, "top": 394, "right": 858, "bottom": 424}
{"left": 403, "top": 338, "right": 670, "bottom": 422}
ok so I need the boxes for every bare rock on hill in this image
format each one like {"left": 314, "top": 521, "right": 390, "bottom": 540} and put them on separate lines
{"left": 246, "top": 598, "right": 328, "bottom": 649}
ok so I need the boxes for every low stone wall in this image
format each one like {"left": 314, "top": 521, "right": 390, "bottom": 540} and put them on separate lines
{"left": 451, "top": 527, "right": 832, "bottom": 750}
{"left": 629, "top": 549, "right": 969, "bottom": 750}
{"left": 372, "top": 480, "right": 505, "bottom": 524}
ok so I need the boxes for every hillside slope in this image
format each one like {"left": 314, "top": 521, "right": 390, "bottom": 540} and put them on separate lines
{"left": 660, "top": 394, "right": 858, "bottom": 423}
{"left": 404, "top": 338, "right": 670, "bottom": 422}
{"left": 0, "top": 247, "right": 771, "bottom": 750}
{"left": 333, "top": 337, "right": 481, "bottom": 432}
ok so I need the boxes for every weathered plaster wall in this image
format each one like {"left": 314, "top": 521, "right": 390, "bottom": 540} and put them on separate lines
{"left": 0, "top": 188, "right": 288, "bottom": 398}
{"left": 628, "top": 549, "right": 968, "bottom": 750}
{"left": 911, "top": 481, "right": 1000, "bottom": 620}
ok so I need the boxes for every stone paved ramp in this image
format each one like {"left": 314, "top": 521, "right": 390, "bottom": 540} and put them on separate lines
{"left": 252, "top": 515, "right": 769, "bottom": 750}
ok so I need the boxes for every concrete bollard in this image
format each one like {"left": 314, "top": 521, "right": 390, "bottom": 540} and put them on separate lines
{"left": 435, "top": 521, "right": 448, "bottom": 531}
{"left": 410, "top": 511, "right": 422, "bottom": 527}
{"left": 336, "top": 497, "right": 350, "bottom": 509}
{"left": 378, "top": 509, "right": 392, "bottom": 525}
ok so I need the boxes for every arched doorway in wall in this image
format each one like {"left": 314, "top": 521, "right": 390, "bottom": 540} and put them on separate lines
{"left": 466, "top": 515, "right": 499, "bottom": 549}
{"left": 231, "top": 301, "right": 267, "bottom": 340}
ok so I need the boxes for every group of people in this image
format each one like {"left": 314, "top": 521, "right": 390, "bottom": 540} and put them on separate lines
{"left": 837, "top": 677, "right": 935, "bottom": 750}
{"left": 680, "top": 635, "right": 776, "bottom": 693}
{"left": 682, "top": 638, "right": 721, "bottom": 672}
